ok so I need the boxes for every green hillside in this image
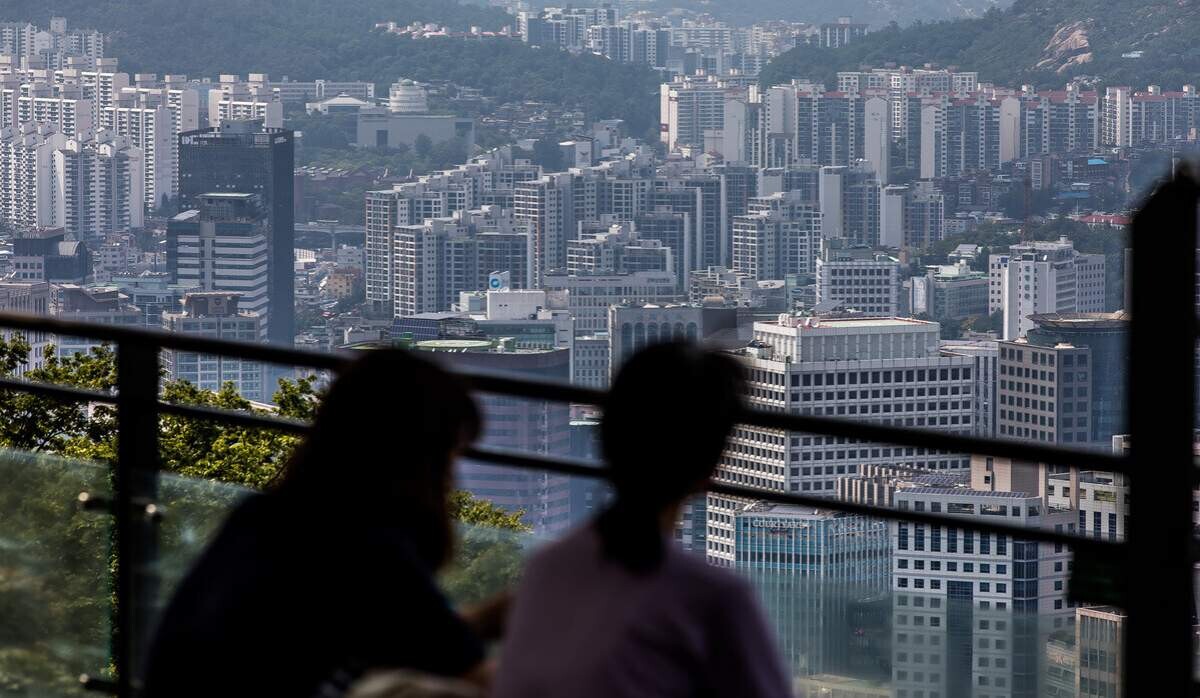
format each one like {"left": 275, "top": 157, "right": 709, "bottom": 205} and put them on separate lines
{"left": 761, "top": 0, "right": 1200, "bottom": 90}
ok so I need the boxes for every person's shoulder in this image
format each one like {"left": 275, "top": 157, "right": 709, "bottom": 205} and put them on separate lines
{"left": 520, "top": 523, "right": 599, "bottom": 579}
{"left": 665, "top": 548, "right": 755, "bottom": 599}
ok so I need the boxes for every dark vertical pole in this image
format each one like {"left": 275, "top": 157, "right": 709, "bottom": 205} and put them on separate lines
{"left": 113, "top": 342, "right": 161, "bottom": 698}
{"left": 1125, "top": 171, "right": 1198, "bottom": 694}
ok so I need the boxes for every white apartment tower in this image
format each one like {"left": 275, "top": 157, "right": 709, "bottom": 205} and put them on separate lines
{"left": 991, "top": 237, "right": 1106, "bottom": 340}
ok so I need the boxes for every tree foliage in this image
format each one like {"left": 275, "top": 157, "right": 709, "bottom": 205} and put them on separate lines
{"left": 761, "top": 1, "right": 1200, "bottom": 92}
{"left": 0, "top": 335, "right": 530, "bottom": 688}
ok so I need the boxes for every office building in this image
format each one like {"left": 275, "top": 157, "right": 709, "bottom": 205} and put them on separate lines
{"left": 706, "top": 316, "right": 976, "bottom": 565}
{"left": 908, "top": 261, "right": 989, "bottom": 320}
{"left": 1075, "top": 607, "right": 1124, "bottom": 697}
{"left": 11, "top": 228, "right": 91, "bottom": 283}
{"left": 408, "top": 341, "right": 573, "bottom": 534}
{"left": 890, "top": 484, "right": 1073, "bottom": 697}
{"left": 163, "top": 292, "right": 266, "bottom": 401}
{"left": 735, "top": 502, "right": 891, "bottom": 678}
{"left": 940, "top": 339, "right": 999, "bottom": 437}
{"left": 541, "top": 270, "right": 679, "bottom": 336}
{"left": 607, "top": 302, "right": 741, "bottom": 374}
{"left": 998, "top": 311, "right": 1129, "bottom": 446}
{"left": 166, "top": 194, "right": 271, "bottom": 340}
{"left": 814, "top": 242, "right": 901, "bottom": 316}
{"left": 179, "top": 120, "right": 294, "bottom": 344}
{"left": 48, "top": 284, "right": 142, "bottom": 358}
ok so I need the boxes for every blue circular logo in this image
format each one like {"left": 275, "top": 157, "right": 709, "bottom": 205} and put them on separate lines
{"left": 489, "top": 277, "right": 502, "bottom": 288}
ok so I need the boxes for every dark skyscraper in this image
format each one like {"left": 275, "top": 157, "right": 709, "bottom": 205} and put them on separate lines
{"left": 179, "top": 120, "right": 295, "bottom": 345}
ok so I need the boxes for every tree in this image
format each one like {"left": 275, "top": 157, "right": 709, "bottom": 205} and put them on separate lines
{"left": 0, "top": 336, "right": 530, "bottom": 686}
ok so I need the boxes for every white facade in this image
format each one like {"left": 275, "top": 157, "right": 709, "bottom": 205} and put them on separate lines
{"left": 706, "top": 317, "right": 976, "bottom": 565}
{"left": 104, "top": 101, "right": 174, "bottom": 209}
{"left": 993, "top": 238, "right": 1106, "bottom": 340}
{"left": 0, "top": 124, "right": 143, "bottom": 240}
{"left": 541, "top": 270, "right": 679, "bottom": 335}
{"left": 815, "top": 250, "right": 901, "bottom": 316}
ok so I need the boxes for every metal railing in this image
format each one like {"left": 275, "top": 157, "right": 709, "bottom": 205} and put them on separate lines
{"left": 0, "top": 176, "right": 1194, "bottom": 696}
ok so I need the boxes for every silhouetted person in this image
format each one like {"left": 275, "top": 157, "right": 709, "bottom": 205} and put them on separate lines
{"left": 493, "top": 343, "right": 790, "bottom": 698}
{"left": 143, "top": 350, "right": 500, "bottom": 698}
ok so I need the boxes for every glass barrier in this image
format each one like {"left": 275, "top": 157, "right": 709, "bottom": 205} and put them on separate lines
{"left": 0, "top": 450, "right": 113, "bottom": 696}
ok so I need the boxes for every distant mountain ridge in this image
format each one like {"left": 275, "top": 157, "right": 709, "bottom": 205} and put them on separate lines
{"left": 761, "top": 0, "right": 1200, "bottom": 90}
{"left": 642, "top": 0, "right": 1008, "bottom": 27}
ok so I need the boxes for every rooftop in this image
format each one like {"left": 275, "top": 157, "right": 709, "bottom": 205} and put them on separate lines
{"left": 899, "top": 488, "right": 1033, "bottom": 498}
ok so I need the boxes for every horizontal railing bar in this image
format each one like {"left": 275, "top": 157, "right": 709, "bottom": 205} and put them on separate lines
{"left": 461, "top": 371, "right": 607, "bottom": 407}
{"left": 157, "top": 402, "right": 311, "bottom": 434}
{"left": 0, "top": 311, "right": 350, "bottom": 371}
{"left": 0, "top": 314, "right": 1133, "bottom": 476}
{"left": 465, "top": 445, "right": 1124, "bottom": 556}
{"left": 0, "top": 377, "right": 116, "bottom": 404}
{"left": 454, "top": 369, "right": 1131, "bottom": 474}
{"left": 745, "top": 411, "right": 1132, "bottom": 473}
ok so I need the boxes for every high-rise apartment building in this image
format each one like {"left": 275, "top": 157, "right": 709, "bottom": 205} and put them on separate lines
{"left": 990, "top": 237, "right": 1106, "bottom": 340}
{"left": 818, "top": 165, "right": 881, "bottom": 246}
{"left": 0, "top": 125, "right": 143, "bottom": 242}
{"left": 920, "top": 94, "right": 1002, "bottom": 179}
{"left": 179, "top": 120, "right": 294, "bottom": 344}
{"left": 732, "top": 191, "right": 822, "bottom": 281}
{"left": 514, "top": 173, "right": 573, "bottom": 285}
{"left": 365, "top": 177, "right": 478, "bottom": 314}
{"left": 880, "top": 182, "right": 944, "bottom": 251}
{"left": 392, "top": 208, "right": 533, "bottom": 317}
{"left": 660, "top": 74, "right": 748, "bottom": 151}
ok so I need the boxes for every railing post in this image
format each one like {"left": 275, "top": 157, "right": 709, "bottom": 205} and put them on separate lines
{"left": 113, "top": 342, "right": 161, "bottom": 698}
{"left": 1125, "top": 171, "right": 1198, "bottom": 694}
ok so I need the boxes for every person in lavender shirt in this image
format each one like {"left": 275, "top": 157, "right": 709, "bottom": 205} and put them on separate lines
{"left": 494, "top": 342, "right": 792, "bottom": 698}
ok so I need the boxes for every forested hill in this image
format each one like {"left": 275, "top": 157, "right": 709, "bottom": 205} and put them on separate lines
{"left": 761, "top": 0, "right": 1200, "bottom": 90}
{"left": 6, "top": 0, "right": 511, "bottom": 76}
{"left": 640, "top": 0, "right": 1006, "bottom": 27}
{"left": 3, "top": 1, "right": 661, "bottom": 136}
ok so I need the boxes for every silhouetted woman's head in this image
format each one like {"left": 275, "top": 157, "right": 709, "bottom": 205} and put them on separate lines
{"left": 275, "top": 349, "right": 480, "bottom": 570}
{"left": 598, "top": 342, "right": 745, "bottom": 572}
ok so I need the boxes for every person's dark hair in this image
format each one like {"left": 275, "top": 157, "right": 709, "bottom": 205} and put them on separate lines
{"left": 274, "top": 349, "right": 480, "bottom": 570}
{"left": 596, "top": 342, "right": 745, "bottom": 573}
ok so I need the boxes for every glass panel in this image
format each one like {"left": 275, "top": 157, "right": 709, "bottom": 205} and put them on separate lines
{"left": 152, "top": 473, "right": 252, "bottom": 614}
{"left": 0, "top": 450, "right": 112, "bottom": 695}
{"left": 723, "top": 505, "right": 1127, "bottom": 697}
